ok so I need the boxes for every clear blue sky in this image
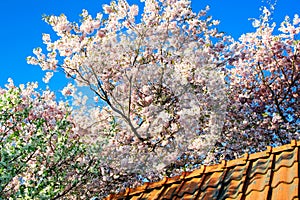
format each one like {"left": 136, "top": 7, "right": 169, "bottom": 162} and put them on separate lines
{"left": 0, "top": 0, "right": 299, "bottom": 93}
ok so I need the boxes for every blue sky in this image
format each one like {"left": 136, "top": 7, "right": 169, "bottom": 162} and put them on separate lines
{"left": 0, "top": 0, "right": 299, "bottom": 94}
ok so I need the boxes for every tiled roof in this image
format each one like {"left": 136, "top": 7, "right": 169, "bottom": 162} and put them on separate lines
{"left": 105, "top": 140, "right": 300, "bottom": 200}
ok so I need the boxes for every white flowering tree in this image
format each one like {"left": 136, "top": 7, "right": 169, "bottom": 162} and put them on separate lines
{"left": 27, "top": 0, "right": 230, "bottom": 196}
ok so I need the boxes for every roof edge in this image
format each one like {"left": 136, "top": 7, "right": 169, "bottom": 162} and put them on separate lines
{"left": 104, "top": 139, "right": 300, "bottom": 199}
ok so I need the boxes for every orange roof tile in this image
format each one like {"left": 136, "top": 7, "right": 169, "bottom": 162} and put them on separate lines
{"left": 105, "top": 140, "right": 300, "bottom": 200}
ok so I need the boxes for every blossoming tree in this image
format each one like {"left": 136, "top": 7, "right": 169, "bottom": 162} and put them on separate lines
{"left": 26, "top": 0, "right": 300, "bottom": 197}
{"left": 28, "top": 0, "right": 230, "bottom": 190}
{"left": 215, "top": 7, "right": 300, "bottom": 160}
{"left": 0, "top": 79, "right": 101, "bottom": 199}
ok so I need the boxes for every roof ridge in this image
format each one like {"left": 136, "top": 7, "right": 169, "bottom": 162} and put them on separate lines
{"left": 105, "top": 140, "right": 300, "bottom": 199}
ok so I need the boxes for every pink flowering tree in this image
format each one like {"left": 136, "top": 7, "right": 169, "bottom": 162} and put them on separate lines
{"left": 27, "top": 0, "right": 233, "bottom": 195}
{"left": 0, "top": 79, "right": 101, "bottom": 199}
{"left": 216, "top": 8, "right": 300, "bottom": 160}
